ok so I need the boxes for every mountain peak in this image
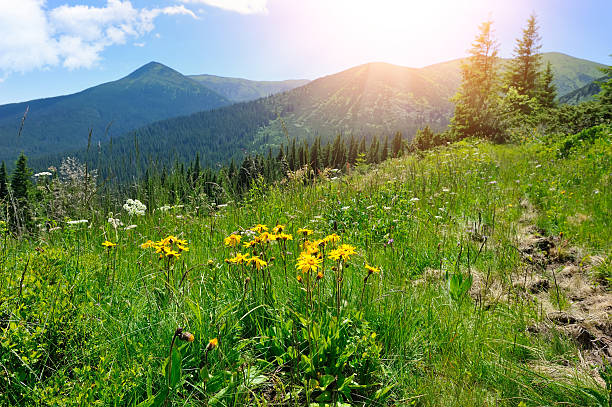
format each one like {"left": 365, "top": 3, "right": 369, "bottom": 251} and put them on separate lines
{"left": 125, "top": 61, "right": 181, "bottom": 80}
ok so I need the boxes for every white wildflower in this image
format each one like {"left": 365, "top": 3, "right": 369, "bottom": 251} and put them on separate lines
{"left": 34, "top": 171, "right": 52, "bottom": 177}
{"left": 157, "top": 205, "right": 171, "bottom": 212}
{"left": 123, "top": 199, "right": 146, "bottom": 216}
{"left": 67, "top": 219, "right": 88, "bottom": 225}
{"left": 124, "top": 224, "right": 137, "bottom": 231}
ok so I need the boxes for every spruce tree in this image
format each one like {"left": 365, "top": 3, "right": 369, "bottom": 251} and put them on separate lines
{"left": 450, "top": 20, "right": 502, "bottom": 140}
{"left": 595, "top": 63, "right": 612, "bottom": 120}
{"left": 537, "top": 61, "right": 557, "bottom": 108}
{"left": 0, "top": 161, "right": 8, "bottom": 202}
{"left": 505, "top": 14, "right": 542, "bottom": 98}
{"left": 380, "top": 136, "right": 389, "bottom": 162}
{"left": 391, "top": 132, "right": 403, "bottom": 157}
{"left": 10, "top": 154, "right": 32, "bottom": 231}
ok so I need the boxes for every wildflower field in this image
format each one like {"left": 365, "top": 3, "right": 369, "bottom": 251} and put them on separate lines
{"left": 1, "top": 126, "right": 611, "bottom": 406}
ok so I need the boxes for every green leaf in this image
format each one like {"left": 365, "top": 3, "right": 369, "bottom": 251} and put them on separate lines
{"left": 164, "top": 347, "right": 182, "bottom": 388}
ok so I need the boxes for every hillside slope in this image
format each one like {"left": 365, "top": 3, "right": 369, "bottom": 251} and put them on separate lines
{"left": 32, "top": 53, "right": 606, "bottom": 176}
{"left": 189, "top": 74, "right": 310, "bottom": 102}
{"left": 0, "top": 62, "right": 231, "bottom": 163}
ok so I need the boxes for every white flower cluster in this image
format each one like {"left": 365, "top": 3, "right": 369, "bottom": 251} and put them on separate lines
{"left": 67, "top": 219, "right": 88, "bottom": 225}
{"left": 123, "top": 199, "right": 146, "bottom": 216}
{"left": 34, "top": 171, "right": 52, "bottom": 177}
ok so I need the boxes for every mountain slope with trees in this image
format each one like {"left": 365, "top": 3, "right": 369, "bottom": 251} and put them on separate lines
{"left": 0, "top": 62, "right": 231, "bottom": 163}
{"left": 188, "top": 74, "right": 310, "bottom": 102}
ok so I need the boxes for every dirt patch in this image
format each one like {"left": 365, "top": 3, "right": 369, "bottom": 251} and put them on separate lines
{"left": 513, "top": 210, "right": 612, "bottom": 371}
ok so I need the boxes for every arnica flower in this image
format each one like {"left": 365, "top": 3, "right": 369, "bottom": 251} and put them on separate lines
{"left": 297, "top": 228, "right": 313, "bottom": 237}
{"left": 296, "top": 275, "right": 303, "bottom": 283}
{"left": 272, "top": 224, "right": 285, "bottom": 234}
{"left": 365, "top": 264, "right": 380, "bottom": 275}
{"left": 229, "top": 252, "right": 249, "bottom": 264}
{"left": 102, "top": 240, "right": 117, "bottom": 248}
{"left": 296, "top": 253, "right": 322, "bottom": 274}
{"left": 177, "top": 244, "right": 189, "bottom": 252}
{"left": 206, "top": 338, "right": 219, "bottom": 351}
{"left": 338, "top": 244, "right": 356, "bottom": 260}
{"left": 165, "top": 250, "right": 181, "bottom": 259}
{"left": 250, "top": 224, "right": 268, "bottom": 233}
{"left": 324, "top": 233, "right": 340, "bottom": 244}
{"left": 303, "top": 240, "right": 320, "bottom": 256}
{"left": 258, "top": 232, "right": 276, "bottom": 243}
{"left": 176, "top": 238, "right": 188, "bottom": 246}
{"left": 243, "top": 240, "right": 257, "bottom": 248}
{"left": 276, "top": 233, "right": 293, "bottom": 241}
{"left": 178, "top": 331, "right": 195, "bottom": 342}
{"left": 224, "top": 234, "right": 241, "bottom": 248}
{"left": 247, "top": 255, "right": 267, "bottom": 270}
{"left": 140, "top": 240, "right": 155, "bottom": 249}
{"left": 162, "top": 235, "right": 178, "bottom": 246}
{"left": 316, "top": 271, "right": 324, "bottom": 280}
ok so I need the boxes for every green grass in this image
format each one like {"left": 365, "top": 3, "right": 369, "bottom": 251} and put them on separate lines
{"left": 1, "top": 128, "right": 610, "bottom": 405}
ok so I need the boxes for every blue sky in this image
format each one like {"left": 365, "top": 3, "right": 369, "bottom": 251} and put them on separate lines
{"left": 0, "top": 0, "right": 610, "bottom": 104}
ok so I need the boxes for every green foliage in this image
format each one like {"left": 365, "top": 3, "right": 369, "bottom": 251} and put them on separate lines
{"left": 451, "top": 20, "right": 505, "bottom": 141}
{"left": 1, "top": 130, "right": 610, "bottom": 405}
{"left": 0, "top": 161, "right": 7, "bottom": 202}
{"left": 505, "top": 14, "right": 543, "bottom": 100}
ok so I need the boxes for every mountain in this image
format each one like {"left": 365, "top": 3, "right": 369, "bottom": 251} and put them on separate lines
{"left": 32, "top": 53, "right": 607, "bottom": 179}
{"left": 559, "top": 76, "right": 609, "bottom": 105}
{"left": 0, "top": 62, "right": 231, "bottom": 163}
{"left": 539, "top": 52, "right": 607, "bottom": 96}
{"left": 189, "top": 75, "right": 310, "bottom": 102}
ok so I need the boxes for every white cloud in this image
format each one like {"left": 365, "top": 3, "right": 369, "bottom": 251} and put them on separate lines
{"left": 180, "top": 0, "right": 268, "bottom": 14}
{"left": 0, "top": 0, "right": 196, "bottom": 75}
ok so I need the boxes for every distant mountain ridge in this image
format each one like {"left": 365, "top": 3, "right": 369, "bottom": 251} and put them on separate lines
{"left": 189, "top": 75, "right": 310, "bottom": 102}
{"left": 0, "top": 62, "right": 231, "bottom": 163}
{"left": 33, "top": 52, "right": 607, "bottom": 180}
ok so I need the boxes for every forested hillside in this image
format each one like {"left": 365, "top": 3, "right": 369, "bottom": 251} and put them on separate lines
{"left": 0, "top": 62, "right": 230, "bottom": 163}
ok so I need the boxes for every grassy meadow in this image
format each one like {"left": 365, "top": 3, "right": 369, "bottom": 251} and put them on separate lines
{"left": 1, "top": 126, "right": 611, "bottom": 406}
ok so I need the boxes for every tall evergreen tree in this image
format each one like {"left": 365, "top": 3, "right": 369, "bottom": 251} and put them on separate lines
{"left": 596, "top": 63, "right": 612, "bottom": 121}
{"left": 380, "top": 136, "right": 389, "bottom": 162}
{"left": 537, "top": 61, "right": 557, "bottom": 108}
{"left": 10, "top": 154, "right": 32, "bottom": 231}
{"left": 0, "top": 161, "right": 8, "bottom": 202}
{"left": 451, "top": 20, "right": 502, "bottom": 140}
{"left": 391, "top": 132, "right": 403, "bottom": 158}
{"left": 505, "top": 14, "right": 542, "bottom": 98}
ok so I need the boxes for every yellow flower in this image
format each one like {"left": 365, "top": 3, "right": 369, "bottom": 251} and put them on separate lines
{"left": 140, "top": 240, "right": 155, "bottom": 249}
{"left": 365, "top": 264, "right": 380, "bottom": 274}
{"left": 250, "top": 224, "right": 268, "bottom": 233}
{"left": 243, "top": 240, "right": 257, "bottom": 248}
{"left": 276, "top": 233, "right": 293, "bottom": 241}
{"left": 176, "top": 239, "right": 188, "bottom": 246}
{"left": 316, "top": 271, "right": 324, "bottom": 280}
{"left": 162, "top": 235, "right": 178, "bottom": 246}
{"left": 272, "top": 224, "right": 285, "bottom": 234}
{"left": 303, "top": 240, "right": 320, "bottom": 256}
{"left": 258, "top": 232, "right": 276, "bottom": 243}
{"left": 328, "top": 248, "right": 343, "bottom": 261}
{"left": 229, "top": 252, "right": 249, "bottom": 264}
{"left": 102, "top": 240, "right": 117, "bottom": 248}
{"left": 206, "top": 338, "right": 218, "bottom": 351}
{"left": 296, "top": 253, "right": 322, "bottom": 274}
{"left": 247, "top": 255, "right": 267, "bottom": 270}
{"left": 224, "top": 234, "right": 241, "bottom": 248}
{"left": 338, "top": 244, "right": 356, "bottom": 260}
{"left": 324, "top": 233, "right": 340, "bottom": 244}
{"left": 296, "top": 275, "right": 303, "bottom": 283}
{"left": 297, "top": 228, "right": 313, "bottom": 236}
{"left": 165, "top": 250, "right": 181, "bottom": 259}
{"left": 178, "top": 331, "right": 195, "bottom": 342}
